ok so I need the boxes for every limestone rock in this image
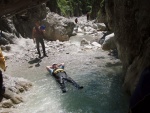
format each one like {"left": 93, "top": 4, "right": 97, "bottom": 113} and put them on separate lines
{"left": 0, "top": 75, "right": 32, "bottom": 107}
{"left": 96, "top": 23, "right": 107, "bottom": 31}
{"left": 91, "top": 42, "right": 101, "bottom": 48}
{"left": 80, "top": 38, "right": 90, "bottom": 46}
{"left": 102, "top": 33, "right": 116, "bottom": 51}
{"left": 42, "top": 13, "right": 75, "bottom": 41}
{"left": 2, "top": 99, "right": 14, "bottom": 108}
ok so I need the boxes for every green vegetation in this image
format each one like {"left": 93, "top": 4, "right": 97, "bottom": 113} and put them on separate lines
{"left": 57, "top": 0, "right": 96, "bottom": 17}
{"left": 49, "top": 0, "right": 105, "bottom": 19}
{"left": 100, "top": 0, "right": 105, "bottom": 8}
{"left": 57, "top": 0, "right": 71, "bottom": 16}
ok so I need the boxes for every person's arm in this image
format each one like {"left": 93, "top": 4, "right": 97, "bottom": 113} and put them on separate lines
{"left": 58, "top": 63, "right": 65, "bottom": 69}
{"left": 46, "top": 66, "right": 53, "bottom": 75}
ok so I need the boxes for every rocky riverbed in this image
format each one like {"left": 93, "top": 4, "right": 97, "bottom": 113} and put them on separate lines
{"left": 0, "top": 16, "right": 127, "bottom": 113}
{"left": 1, "top": 36, "right": 125, "bottom": 112}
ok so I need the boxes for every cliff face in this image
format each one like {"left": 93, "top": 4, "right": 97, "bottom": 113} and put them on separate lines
{"left": 0, "top": 3, "right": 47, "bottom": 44}
{"left": 13, "top": 4, "right": 47, "bottom": 38}
{"left": 90, "top": 0, "right": 102, "bottom": 20}
{"left": 46, "top": 0, "right": 61, "bottom": 15}
{"left": 0, "top": 0, "right": 47, "bottom": 17}
{"left": 103, "top": 0, "right": 150, "bottom": 94}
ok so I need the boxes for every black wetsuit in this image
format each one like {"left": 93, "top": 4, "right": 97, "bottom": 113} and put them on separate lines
{"left": 34, "top": 26, "right": 46, "bottom": 57}
{"left": 52, "top": 70, "right": 83, "bottom": 93}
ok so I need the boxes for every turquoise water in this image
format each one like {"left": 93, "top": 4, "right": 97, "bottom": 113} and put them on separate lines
{"left": 5, "top": 36, "right": 129, "bottom": 113}
{"left": 13, "top": 56, "right": 129, "bottom": 113}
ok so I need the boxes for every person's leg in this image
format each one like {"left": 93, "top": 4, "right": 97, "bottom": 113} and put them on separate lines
{"left": 40, "top": 39, "right": 47, "bottom": 57}
{"left": 0, "top": 70, "right": 5, "bottom": 101}
{"left": 65, "top": 75, "right": 83, "bottom": 89}
{"left": 56, "top": 76, "right": 66, "bottom": 93}
{"left": 36, "top": 40, "right": 41, "bottom": 58}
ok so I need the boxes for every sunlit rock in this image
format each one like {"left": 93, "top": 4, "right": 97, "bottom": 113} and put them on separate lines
{"left": 91, "top": 42, "right": 101, "bottom": 48}
{"left": 96, "top": 23, "right": 107, "bottom": 31}
{"left": 42, "top": 13, "right": 75, "bottom": 41}
{"left": 102, "top": 33, "right": 116, "bottom": 51}
{"left": 0, "top": 75, "right": 32, "bottom": 107}
{"left": 80, "top": 38, "right": 90, "bottom": 46}
{"left": 1, "top": 99, "right": 14, "bottom": 108}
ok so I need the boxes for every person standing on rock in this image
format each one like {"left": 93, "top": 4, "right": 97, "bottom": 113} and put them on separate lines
{"left": 32, "top": 20, "right": 47, "bottom": 58}
{"left": 75, "top": 18, "right": 78, "bottom": 24}
{"left": 87, "top": 12, "right": 90, "bottom": 21}
{"left": 0, "top": 48, "right": 6, "bottom": 100}
{"left": 46, "top": 63, "right": 83, "bottom": 93}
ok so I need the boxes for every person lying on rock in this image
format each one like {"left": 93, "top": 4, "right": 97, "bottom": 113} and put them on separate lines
{"left": 32, "top": 20, "right": 48, "bottom": 58}
{"left": 46, "top": 63, "right": 83, "bottom": 93}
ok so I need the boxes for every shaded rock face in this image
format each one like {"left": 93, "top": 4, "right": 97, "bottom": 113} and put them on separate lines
{"left": 96, "top": 0, "right": 113, "bottom": 31}
{"left": 0, "top": 0, "right": 48, "bottom": 45}
{"left": 0, "top": 4, "right": 47, "bottom": 45}
{"left": 0, "top": 0, "right": 48, "bottom": 17}
{"left": 46, "top": 0, "right": 61, "bottom": 15}
{"left": 90, "top": 0, "right": 102, "bottom": 20}
{"left": 103, "top": 0, "right": 150, "bottom": 94}
{"left": 13, "top": 4, "right": 47, "bottom": 38}
{"left": 105, "top": 0, "right": 114, "bottom": 30}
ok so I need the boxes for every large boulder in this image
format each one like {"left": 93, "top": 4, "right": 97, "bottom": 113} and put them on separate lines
{"left": 42, "top": 12, "right": 75, "bottom": 41}
{"left": 102, "top": 33, "right": 116, "bottom": 51}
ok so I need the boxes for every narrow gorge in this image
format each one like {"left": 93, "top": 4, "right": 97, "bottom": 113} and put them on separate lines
{"left": 0, "top": 0, "right": 150, "bottom": 113}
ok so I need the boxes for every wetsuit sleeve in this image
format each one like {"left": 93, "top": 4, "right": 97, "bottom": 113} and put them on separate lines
{"left": 49, "top": 69, "right": 54, "bottom": 75}
{"left": 59, "top": 65, "right": 64, "bottom": 69}
{"left": 46, "top": 66, "right": 54, "bottom": 75}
